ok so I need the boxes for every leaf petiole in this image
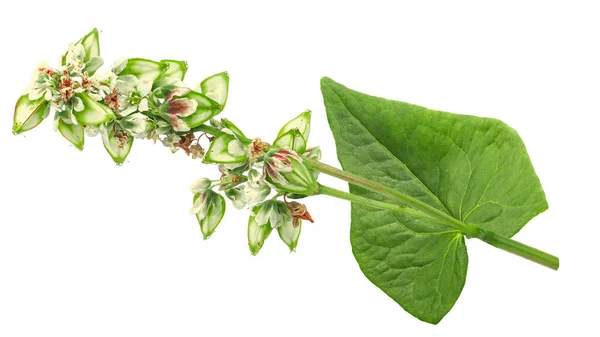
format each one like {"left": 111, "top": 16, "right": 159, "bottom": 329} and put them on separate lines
{"left": 309, "top": 159, "right": 559, "bottom": 270}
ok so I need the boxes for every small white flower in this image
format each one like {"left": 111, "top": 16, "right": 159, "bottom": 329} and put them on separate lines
{"left": 117, "top": 77, "right": 152, "bottom": 117}
{"left": 91, "top": 71, "right": 118, "bottom": 93}
{"left": 254, "top": 200, "right": 291, "bottom": 228}
{"left": 225, "top": 187, "right": 247, "bottom": 210}
{"left": 120, "top": 113, "right": 148, "bottom": 137}
{"left": 244, "top": 184, "right": 271, "bottom": 205}
{"left": 190, "top": 178, "right": 212, "bottom": 193}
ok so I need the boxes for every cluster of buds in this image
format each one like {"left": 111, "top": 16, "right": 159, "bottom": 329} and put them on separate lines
{"left": 13, "top": 28, "right": 229, "bottom": 165}
{"left": 188, "top": 110, "right": 323, "bottom": 254}
{"left": 15, "top": 29, "right": 323, "bottom": 256}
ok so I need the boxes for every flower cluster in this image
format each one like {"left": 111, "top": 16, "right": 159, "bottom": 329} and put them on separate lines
{"left": 189, "top": 110, "right": 321, "bottom": 254}
{"left": 15, "top": 29, "right": 322, "bottom": 255}
{"left": 14, "top": 28, "right": 229, "bottom": 164}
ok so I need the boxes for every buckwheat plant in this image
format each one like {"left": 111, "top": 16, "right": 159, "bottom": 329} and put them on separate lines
{"left": 13, "top": 29, "right": 559, "bottom": 325}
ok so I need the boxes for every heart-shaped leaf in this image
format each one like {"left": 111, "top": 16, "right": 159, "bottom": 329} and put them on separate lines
{"left": 321, "top": 77, "right": 547, "bottom": 324}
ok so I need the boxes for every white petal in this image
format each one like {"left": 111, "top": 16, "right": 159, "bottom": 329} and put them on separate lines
{"left": 138, "top": 98, "right": 149, "bottom": 112}
{"left": 137, "top": 80, "right": 153, "bottom": 96}
{"left": 120, "top": 105, "right": 137, "bottom": 117}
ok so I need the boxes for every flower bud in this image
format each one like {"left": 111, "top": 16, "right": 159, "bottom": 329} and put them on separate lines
{"left": 276, "top": 110, "right": 311, "bottom": 142}
{"left": 191, "top": 190, "right": 226, "bottom": 239}
{"left": 303, "top": 146, "right": 322, "bottom": 161}
{"left": 204, "top": 133, "right": 248, "bottom": 164}
{"left": 264, "top": 149, "right": 319, "bottom": 195}
{"left": 219, "top": 174, "right": 246, "bottom": 190}
{"left": 120, "top": 113, "right": 149, "bottom": 137}
{"left": 159, "top": 88, "right": 221, "bottom": 132}
{"left": 303, "top": 146, "right": 322, "bottom": 179}
{"left": 190, "top": 178, "right": 212, "bottom": 193}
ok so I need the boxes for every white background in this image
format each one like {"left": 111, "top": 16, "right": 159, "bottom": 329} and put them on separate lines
{"left": 0, "top": 1, "right": 598, "bottom": 336}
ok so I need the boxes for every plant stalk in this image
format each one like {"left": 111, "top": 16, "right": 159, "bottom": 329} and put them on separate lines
{"left": 187, "top": 124, "right": 224, "bottom": 137}
{"left": 317, "top": 184, "right": 442, "bottom": 223}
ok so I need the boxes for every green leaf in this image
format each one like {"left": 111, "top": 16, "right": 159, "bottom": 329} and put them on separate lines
{"left": 101, "top": 125, "right": 133, "bottom": 165}
{"left": 321, "top": 77, "right": 547, "bottom": 324}
{"left": 203, "top": 133, "right": 248, "bottom": 164}
{"left": 58, "top": 120, "right": 84, "bottom": 151}
{"left": 199, "top": 72, "right": 229, "bottom": 110}
{"left": 73, "top": 93, "right": 115, "bottom": 125}
{"left": 276, "top": 110, "right": 311, "bottom": 142}
{"left": 273, "top": 128, "right": 307, "bottom": 154}
{"left": 13, "top": 94, "right": 50, "bottom": 134}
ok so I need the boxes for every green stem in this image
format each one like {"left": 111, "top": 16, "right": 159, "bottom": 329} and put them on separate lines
{"left": 478, "top": 231, "right": 559, "bottom": 270}
{"left": 304, "top": 157, "right": 479, "bottom": 236}
{"left": 187, "top": 124, "right": 224, "bottom": 137}
{"left": 309, "top": 159, "right": 559, "bottom": 271}
{"left": 318, "top": 184, "right": 441, "bottom": 223}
